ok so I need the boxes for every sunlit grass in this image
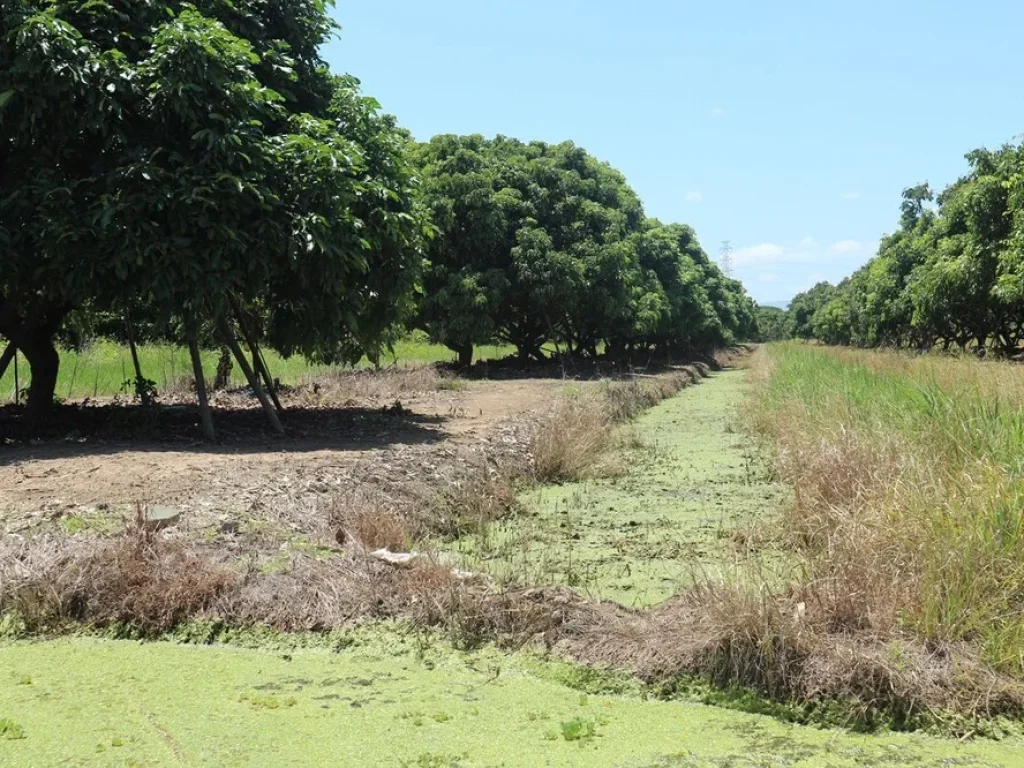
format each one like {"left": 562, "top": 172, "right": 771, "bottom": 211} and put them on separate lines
{"left": 0, "top": 332, "right": 515, "bottom": 403}
{"left": 751, "top": 343, "right": 1024, "bottom": 674}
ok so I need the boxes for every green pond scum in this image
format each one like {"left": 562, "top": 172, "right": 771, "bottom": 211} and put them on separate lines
{"left": 3, "top": 369, "right": 1023, "bottom": 766}
{"left": 450, "top": 369, "right": 791, "bottom": 606}
{"left": 1, "top": 636, "right": 1022, "bottom": 767}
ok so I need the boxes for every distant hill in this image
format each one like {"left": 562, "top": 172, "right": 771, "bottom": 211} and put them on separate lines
{"left": 758, "top": 301, "right": 790, "bottom": 311}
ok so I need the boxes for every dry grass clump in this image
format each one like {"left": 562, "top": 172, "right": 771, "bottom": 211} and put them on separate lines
{"left": 328, "top": 495, "right": 413, "bottom": 551}
{"left": 559, "top": 583, "right": 1024, "bottom": 726}
{"left": 632, "top": 342, "right": 1024, "bottom": 722}
{"left": 211, "top": 555, "right": 455, "bottom": 631}
{"left": 531, "top": 396, "right": 614, "bottom": 483}
{"left": 215, "top": 552, "right": 579, "bottom": 649}
{"left": 427, "top": 468, "right": 519, "bottom": 540}
{"left": 713, "top": 346, "right": 751, "bottom": 369}
{"left": 1, "top": 518, "right": 565, "bottom": 649}
{"left": 1, "top": 512, "right": 235, "bottom": 634}
{"left": 296, "top": 365, "right": 460, "bottom": 404}
{"left": 532, "top": 369, "right": 707, "bottom": 483}
{"left": 327, "top": 458, "right": 520, "bottom": 547}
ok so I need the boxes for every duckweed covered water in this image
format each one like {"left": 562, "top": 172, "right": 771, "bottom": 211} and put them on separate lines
{"left": 1, "top": 634, "right": 1021, "bottom": 767}
{"left": 453, "top": 369, "right": 791, "bottom": 605}
{"left": 5, "top": 369, "right": 1020, "bottom": 766}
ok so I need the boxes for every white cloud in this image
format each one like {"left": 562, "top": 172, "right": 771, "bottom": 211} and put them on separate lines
{"left": 733, "top": 238, "right": 866, "bottom": 269}
{"left": 735, "top": 238, "right": 876, "bottom": 304}
{"left": 825, "top": 240, "right": 862, "bottom": 256}
{"left": 733, "top": 243, "right": 785, "bottom": 266}
{"left": 684, "top": 190, "right": 703, "bottom": 203}
{"left": 840, "top": 190, "right": 861, "bottom": 200}
{"left": 708, "top": 107, "right": 727, "bottom": 119}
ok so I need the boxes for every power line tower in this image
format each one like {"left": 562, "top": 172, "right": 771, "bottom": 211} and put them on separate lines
{"left": 719, "top": 240, "right": 734, "bottom": 278}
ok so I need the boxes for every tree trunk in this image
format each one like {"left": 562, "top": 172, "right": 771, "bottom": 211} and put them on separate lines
{"left": 253, "top": 347, "right": 282, "bottom": 412}
{"left": 234, "top": 309, "right": 282, "bottom": 412}
{"left": 213, "top": 348, "right": 232, "bottom": 390}
{"left": 0, "top": 343, "right": 15, "bottom": 382}
{"left": 124, "top": 311, "right": 152, "bottom": 405}
{"left": 456, "top": 344, "right": 473, "bottom": 368}
{"left": 217, "top": 316, "right": 283, "bottom": 435}
{"left": 227, "top": 295, "right": 283, "bottom": 412}
{"left": 187, "top": 336, "right": 216, "bottom": 442}
{"left": 18, "top": 331, "right": 60, "bottom": 421}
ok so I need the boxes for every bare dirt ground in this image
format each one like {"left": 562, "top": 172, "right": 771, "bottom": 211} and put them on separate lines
{"left": 0, "top": 378, "right": 564, "bottom": 535}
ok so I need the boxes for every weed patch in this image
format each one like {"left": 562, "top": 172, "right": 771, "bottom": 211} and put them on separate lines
{"left": 561, "top": 716, "right": 599, "bottom": 741}
{"left": 598, "top": 343, "right": 1024, "bottom": 728}
{"left": 530, "top": 369, "right": 704, "bottom": 483}
{"left": 0, "top": 718, "right": 25, "bottom": 740}
{"left": 0, "top": 507, "right": 234, "bottom": 635}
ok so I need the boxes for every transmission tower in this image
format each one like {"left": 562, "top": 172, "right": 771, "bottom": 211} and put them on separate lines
{"left": 719, "top": 240, "right": 734, "bottom": 278}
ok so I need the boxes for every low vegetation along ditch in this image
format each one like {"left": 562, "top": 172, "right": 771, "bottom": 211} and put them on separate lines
{"left": 3, "top": 347, "right": 1024, "bottom": 765}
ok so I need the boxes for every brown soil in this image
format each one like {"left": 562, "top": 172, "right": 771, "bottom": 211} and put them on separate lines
{"left": 0, "top": 379, "right": 563, "bottom": 534}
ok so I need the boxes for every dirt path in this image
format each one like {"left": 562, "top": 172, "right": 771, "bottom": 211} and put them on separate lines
{"left": 0, "top": 379, "right": 563, "bottom": 533}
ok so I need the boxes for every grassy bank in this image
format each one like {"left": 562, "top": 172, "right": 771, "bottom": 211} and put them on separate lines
{"left": 752, "top": 344, "right": 1024, "bottom": 674}
{"left": 0, "top": 334, "right": 514, "bottom": 403}
{"left": 632, "top": 342, "right": 1024, "bottom": 727}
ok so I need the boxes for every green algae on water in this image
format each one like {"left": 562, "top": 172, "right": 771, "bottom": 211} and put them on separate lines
{"left": 450, "top": 369, "right": 791, "bottom": 606}
{"left": 1, "top": 637, "right": 1020, "bottom": 767}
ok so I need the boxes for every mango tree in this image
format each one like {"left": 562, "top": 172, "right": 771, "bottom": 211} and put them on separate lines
{"left": 0, "top": 0, "right": 424, "bottom": 426}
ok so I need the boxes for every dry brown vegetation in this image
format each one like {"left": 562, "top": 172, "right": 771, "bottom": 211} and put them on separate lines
{"left": 577, "top": 343, "right": 1024, "bottom": 727}
{"left": 294, "top": 364, "right": 461, "bottom": 404}
{"left": 555, "top": 587, "right": 1024, "bottom": 731}
{"left": 1, "top": 509, "right": 235, "bottom": 634}
{"left": 0, "top": 521, "right": 581, "bottom": 650}
{"left": 325, "top": 451, "right": 522, "bottom": 548}
{"left": 530, "top": 365, "right": 709, "bottom": 483}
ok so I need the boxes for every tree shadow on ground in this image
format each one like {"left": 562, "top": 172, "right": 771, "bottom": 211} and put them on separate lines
{"left": 446, "top": 353, "right": 721, "bottom": 382}
{"left": 0, "top": 400, "right": 446, "bottom": 465}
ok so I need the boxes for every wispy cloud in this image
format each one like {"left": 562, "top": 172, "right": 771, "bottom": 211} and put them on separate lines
{"left": 733, "top": 243, "right": 785, "bottom": 266}
{"left": 734, "top": 238, "right": 865, "bottom": 268}
{"left": 708, "top": 107, "right": 727, "bottom": 119}
{"left": 840, "top": 190, "right": 862, "bottom": 200}
{"left": 733, "top": 239, "right": 873, "bottom": 304}
{"left": 684, "top": 190, "right": 703, "bottom": 203}
{"left": 737, "top": 237, "right": 872, "bottom": 303}
{"left": 826, "top": 240, "right": 862, "bottom": 256}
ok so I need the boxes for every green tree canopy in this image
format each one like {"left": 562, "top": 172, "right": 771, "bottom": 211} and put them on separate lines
{"left": 413, "top": 136, "right": 755, "bottom": 364}
{"left": 0, "top": 0, "right": 424, "bottom": 417}
{"left": 790, "top": 138, "right": 1024, "bottom": 355}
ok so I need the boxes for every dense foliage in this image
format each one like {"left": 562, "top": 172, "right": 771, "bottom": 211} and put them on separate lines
{"left": 412, "top": 135, "right": 755, "bottom": 365}
{"left": 1, "top": 2, "right": 756, "bottom": 422}
{"left": 787, "top": 140, "right": 1024, "bottom": 354}
{"left": 751, "top": 306, "right": 791, "bottom": 342}
{"left": 0, "top": 0, "right": 424, "bottom": 416}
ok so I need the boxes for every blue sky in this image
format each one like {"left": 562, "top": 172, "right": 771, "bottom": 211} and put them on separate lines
{"left": 322, "top": 1, "right": 1024, "bottom": 305}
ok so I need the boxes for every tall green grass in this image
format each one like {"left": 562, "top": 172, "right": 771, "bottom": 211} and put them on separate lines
{"left": 753, "top": 343, "right": 1024, "bottom": 675}
{"left": 0, "top": 333, "right": 515, "bottom": 403}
